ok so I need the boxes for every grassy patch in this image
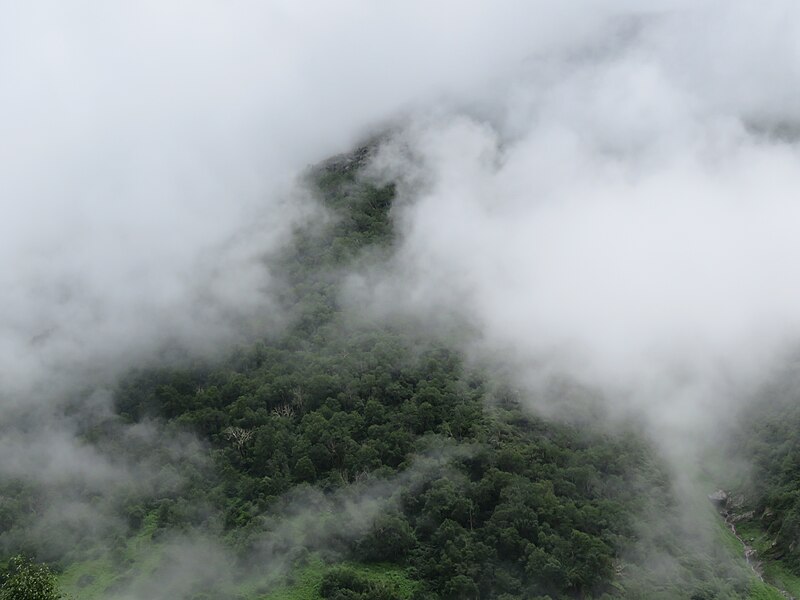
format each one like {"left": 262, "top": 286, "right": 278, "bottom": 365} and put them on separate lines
{"left": 760, "top": 561, "right": 800, "bottom": 598}
{"left": 265, "top": 557, "right": 418, "bottom": 600}
{"left": 748, "top": 579, "right": 786, "bottom": 600}
{"left": 712, "top": 513, "right": 791, "bottom": 600}
{"left": 60, "top": 545, "right": 418, "bottom": 600}
{"left": 345, "top": 562, "right": 419, "bottom": 597}
{"left": 716, "top": 517, "right": 748, "bottom": 558}
{"left": 719, "top": 516, "right": 800, "bottom": 599}
{"left": 59, "top": 558, "right": 118, "bottom": 599}
{"left": 734, "top": 519, "right": 800, "bottom": 596}
{"left": 57, "top": 511, "right": 168, "bottom": 599}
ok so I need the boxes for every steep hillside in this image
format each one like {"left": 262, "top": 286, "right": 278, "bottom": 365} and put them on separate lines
{"left": 1, "top": 148, "right": 763, "bottom": 600}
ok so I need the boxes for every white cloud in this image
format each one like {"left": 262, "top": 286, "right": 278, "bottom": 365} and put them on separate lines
{"left": 349, "top": 2, "right": 800, "bottom": 455}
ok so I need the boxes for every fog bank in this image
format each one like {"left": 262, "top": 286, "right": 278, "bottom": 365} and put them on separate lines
{"left": 349, "top": 1, "right": 800, "bottom": 462}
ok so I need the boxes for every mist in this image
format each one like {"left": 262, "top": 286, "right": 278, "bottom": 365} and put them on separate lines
{"left": 4, "top": 0, "right": 800, "bottom": 597}
{"left": 2, "top": 0, "right": 609, "bottom": 400}
{"left": 0, "top": 0, "right": 606, "bottom": 512}
{"left": 347, "top": 1, "right": 800, "bottom": 467}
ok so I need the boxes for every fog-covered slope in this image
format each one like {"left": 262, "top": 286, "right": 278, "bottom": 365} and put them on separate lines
{"left": 0, "top": 150, "right": 774, "bottom": 600}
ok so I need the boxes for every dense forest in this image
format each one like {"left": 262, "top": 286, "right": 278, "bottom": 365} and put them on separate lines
{"left": 0, "top": 147, "right": 788, "bottom": 600}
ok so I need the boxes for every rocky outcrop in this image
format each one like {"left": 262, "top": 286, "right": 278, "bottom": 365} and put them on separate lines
{"left": 708, "top": 489, "right": 728, "bottom": 506}
{"left": 730, "top": 510, "right": 755, "bottom": 524}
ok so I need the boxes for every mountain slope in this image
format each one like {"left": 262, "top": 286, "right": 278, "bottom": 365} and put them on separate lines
{"left": 1, "top": 147, "right": 761, "bottom": 600}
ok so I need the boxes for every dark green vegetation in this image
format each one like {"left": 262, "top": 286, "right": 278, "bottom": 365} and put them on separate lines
{"left": 0, "top": 146, "right": 767, "bottom": 599}
{"left": 106, "top": 150, "right": 648, "bottom": 598}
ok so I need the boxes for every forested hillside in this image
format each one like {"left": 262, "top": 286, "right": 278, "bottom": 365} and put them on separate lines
{"left": 0, "top": 148, "right": 767, "bottom": 599}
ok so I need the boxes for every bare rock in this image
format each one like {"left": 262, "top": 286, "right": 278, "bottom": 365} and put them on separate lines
{"left": 729, "top": 494, "right": 746, "bottom": 509}
{"left": 731, "top": 510, "right": 755, "bottom": 523}
{"left": 709, "top": 489, "right": 729, "bottom": 507}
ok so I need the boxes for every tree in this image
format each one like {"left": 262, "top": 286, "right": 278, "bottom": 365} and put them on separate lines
{"left": 356, "top": 514, "right": 416, "bottom": 562}
{"left": 0, "top": 555, "right": 63, "bottom": 600}
{"left": 443, "top": 575, "right": 479, "bottom": 600}
{"left": 223, "top": 426, "right": 254, "bottom": 457}
{"left": 294, "top": 456, "right": 317, "bottom": 482}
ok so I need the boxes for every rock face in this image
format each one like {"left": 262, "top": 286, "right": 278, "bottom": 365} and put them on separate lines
{"left": 729, "top": 493, "right": 747, "bottom": 509}
{"left": 731, "top": 510, "right": 755, "bottom": 524}
{"left": 709, "top": 488, "right": 749, "bottom": 514}
{"left": 708, "top": 489, "right": 729, "bottom": 506}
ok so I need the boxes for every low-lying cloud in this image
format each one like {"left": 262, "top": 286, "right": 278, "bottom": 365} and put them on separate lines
{"left": 2, "top": 0, "right": 611, "bottom": 400}
{"left": 349, "top": 1, "right": 800, "bottom": 461}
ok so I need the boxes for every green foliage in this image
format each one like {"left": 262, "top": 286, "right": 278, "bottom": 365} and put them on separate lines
{"left": 355, "top": 515, "right": 416, "bottom": 563}
{"left": 0, "top": 556, "right": 63, "bottom": 600}
{"left": 748, "top": 580, "right": 786, "bottom": 600}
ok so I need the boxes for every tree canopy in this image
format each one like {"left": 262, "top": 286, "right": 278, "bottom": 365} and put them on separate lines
{"left": 0, "top": 556, "right": 62, "bottom": 600}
